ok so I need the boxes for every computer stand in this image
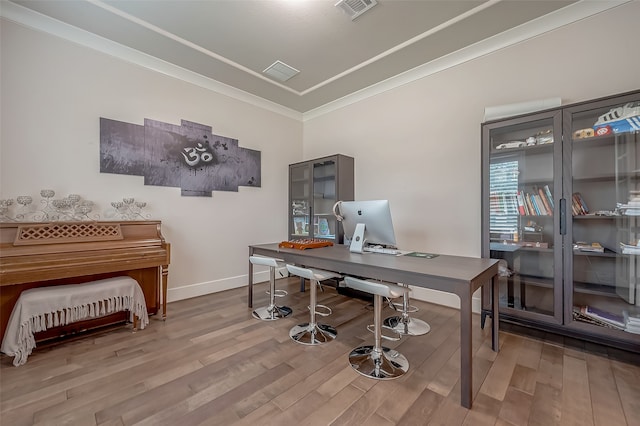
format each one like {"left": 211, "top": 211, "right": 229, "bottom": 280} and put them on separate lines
{"left": 349, "top": 223, "right": 366, "bottom": 253}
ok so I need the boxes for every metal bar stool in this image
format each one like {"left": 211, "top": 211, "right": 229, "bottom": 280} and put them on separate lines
{"left": 249, "top": 256, "right": 292, "bottom": 321}
{"left": 286, "top": 264, "right": 341, "bottom": 345}
{"left": 343, "top": 276, "right": 410, "bottom": 379}
{"left": 383, "top": 283, "right": 431, "bottom": 336}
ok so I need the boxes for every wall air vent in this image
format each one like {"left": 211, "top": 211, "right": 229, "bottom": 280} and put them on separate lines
{"left": 263, "top": 60, "right": 300, "bottom": 82}
{"left": 335, "top": 0, "right": 378, "bottom": 21}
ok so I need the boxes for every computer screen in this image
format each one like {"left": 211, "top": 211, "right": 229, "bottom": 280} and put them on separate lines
{"left": 336, "top": 200, "right": 397, "bottom": 252}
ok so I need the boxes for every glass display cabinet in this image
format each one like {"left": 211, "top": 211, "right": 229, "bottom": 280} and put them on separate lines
{"left": 288, "top": 154, "right": 354, "bottom": 244}
{"left": 482, "top": 90, "right": 640, "bottom": 352}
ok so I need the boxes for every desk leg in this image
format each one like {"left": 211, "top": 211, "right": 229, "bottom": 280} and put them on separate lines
{"left": 492, "top": 274, "right": 499, "bottom": 352}
{"left": 248, "top": 247, "right": 254, "bottom": 308}
{"left": 460, "top": 292, "right": 472, "bottom": 409}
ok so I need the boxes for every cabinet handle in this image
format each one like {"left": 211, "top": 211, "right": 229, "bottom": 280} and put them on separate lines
{"left": 559, "top": 198, "right": 566, "bottom": 235}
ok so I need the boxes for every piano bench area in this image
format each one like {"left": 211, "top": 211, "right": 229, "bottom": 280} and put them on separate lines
{"left": 1, "top": 276, "right": 149, "bottom": 366}
{"left": 0, "top": 221, "right": 171, "bottom": 366}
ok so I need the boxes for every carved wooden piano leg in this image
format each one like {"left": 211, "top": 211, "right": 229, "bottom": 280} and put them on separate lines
{"left": 162, "top": 264, "right": 169, "bottom": 320}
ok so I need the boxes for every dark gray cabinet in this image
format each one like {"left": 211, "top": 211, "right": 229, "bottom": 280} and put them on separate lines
{"left": 288, "top": 154, "right": 354, "bottom": 244}
{"left": 482, "top": 90, "right": 640, "bottom": 352}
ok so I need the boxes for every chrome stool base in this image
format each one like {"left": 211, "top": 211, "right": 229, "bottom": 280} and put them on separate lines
{"left": 250, "top": 256, "right": 292, "bottom": 322}
{"left": 348, "top": 345, "right": 409, "bottom": 380}
{"left": 289, "top": 323, "right": 337, "bottom": 345}
{"left": 252, "top": 305, "right": 292, "bottom": 321}
{"left": 383, "top": 316, "right": 431, "bottom": 336}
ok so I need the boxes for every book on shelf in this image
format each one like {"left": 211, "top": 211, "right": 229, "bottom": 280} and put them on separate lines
{"left": 516, "top": 191, "right": 526, "bottom": 215}
{"left": 620, "top": 242, "right": 640, "bottom": 254}
{"left": 537, "top": 186, "right": 553, "bottom": 215}
{"left": 574, "top": 305, "right": 625, "bottom": 329}
{"left": 572, "top": 192, "right": 589, "bottom": 215}
{"left": 531, "top": 193, "right": 543, "bottom": 215}
{"left": 524, "top": 193, "right": 534, "bottom": 215}
{"left": 543, "top": 185, "right": 554, "bottom": 210}
{"left": 534, "top": 193, "right": 547, "bottom": 215}
{"left": 573, "top": 241, "right": 604, "bottom": 252}
{"left": 516, "top": 187, "right": 553, "bottom": 216}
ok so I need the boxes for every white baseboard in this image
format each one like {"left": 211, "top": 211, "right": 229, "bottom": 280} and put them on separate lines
{"left": 168, "top": 273, "right": 482, "bottom": 314}
{"left": 167, "top": 271, "right": 272, "bottom": 303}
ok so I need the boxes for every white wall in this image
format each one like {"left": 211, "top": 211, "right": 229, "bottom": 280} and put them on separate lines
{"left": 303, "top": 2, "right": 640, "bottom": 307}
{"left": 0, "top": 19, "right": 302, "bottom": 301}
{"left": 2, "top": 2, "right": 639, "bottom": 310}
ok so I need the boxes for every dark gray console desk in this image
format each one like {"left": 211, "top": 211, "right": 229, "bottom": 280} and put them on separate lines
{"left": 248, "top": 243, "right": 499, "bottom": 408}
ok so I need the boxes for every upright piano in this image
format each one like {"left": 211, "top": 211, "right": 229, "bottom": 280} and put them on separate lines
{"left": 0, "top": 221, "right": 170, "bottom": 344}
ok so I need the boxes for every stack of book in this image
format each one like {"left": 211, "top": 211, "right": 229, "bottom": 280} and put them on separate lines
{"left": 618, "top": 191, "right": 640, "bottom": 216}
{"left": 571, "top": 192, "right": 589, "bottom": 215}
{"left": 573, "top": 305, "right": 625, "bottom": 329}
{"left": 620, "top": 241, "right": 640, "bottom": 254}
{"left": 516, "top": 185, "right": 554, "bottom": 216}
{"left": 573, "top": 241, "right": 604, "bottom": 253}
{"left": 624, "top": 311, "right": 640, "bottom": 334}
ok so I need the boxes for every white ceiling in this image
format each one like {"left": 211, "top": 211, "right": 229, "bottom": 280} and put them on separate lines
{"left": 2, "top": 1, "right": 629, "bottom": 116}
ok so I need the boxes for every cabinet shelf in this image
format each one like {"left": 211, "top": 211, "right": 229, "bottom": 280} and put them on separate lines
{"left": 573, "top": 281, "right": 620, "bottom": 297}
{"left": 515, "top": 274, "right": 553, "bottom": 288}
{"left": 491, "top": 143, "right": 553, "bottom": 156}
{"left": 490, "top": 244, "right": 553, "bottom": 253}
{"left": 518, "top": 179, "right": 554, "bottom": 186}
{"left": 515, "top": 275, "right": 621, "bottom": 298}
{"left": 572, "top": 214, "right": 618, "bottom": 220}
{"left": 312, "top": 176, "right": 336, "bottom": 183}
{"left": 571, "top": 134, "right": 616, "bottom": 146}
{"left": 572, "top": 249, "right": 617, "bottom": 257}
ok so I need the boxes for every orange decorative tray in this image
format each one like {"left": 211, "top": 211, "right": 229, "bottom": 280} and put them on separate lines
{"left": 279, "top": 239, "right": 334, "bottom": 250}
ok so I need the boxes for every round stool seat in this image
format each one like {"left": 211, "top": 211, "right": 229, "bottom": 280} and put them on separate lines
{"left": 285, "top": 264, "right": 342, "bottom": 282}
{"left": 286, "top": 264, "right": 341, "bottom": 345}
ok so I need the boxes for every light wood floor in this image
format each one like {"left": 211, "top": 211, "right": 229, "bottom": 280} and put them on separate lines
{"left": 1, "top": 277, "right": 639, "bottom": 426}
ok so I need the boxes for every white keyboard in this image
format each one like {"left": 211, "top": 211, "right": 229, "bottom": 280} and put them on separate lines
{"left": 363, "top": 246, "right": 401, "bottom": 255}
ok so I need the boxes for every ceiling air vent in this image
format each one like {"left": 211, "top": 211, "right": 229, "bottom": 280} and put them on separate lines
{"left": 263, "top": 60, "right": 299, "bottom": 82}
{"left": 335, "top": 0, "right": 378, "bottom": 21}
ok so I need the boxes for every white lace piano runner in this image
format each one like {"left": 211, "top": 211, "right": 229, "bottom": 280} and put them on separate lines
{"left": 1, "top": 276, "right": 149, "bottom": 366}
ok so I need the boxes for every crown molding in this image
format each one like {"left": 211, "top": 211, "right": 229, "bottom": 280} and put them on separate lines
{"left": 1, "top": 0, "right": 629, "bottom": 122}
{"left": 0, "top": 1, "right": 303, "bottom": 121}
{"left": 302, "top": 0, "right": 630, "bottom": 121}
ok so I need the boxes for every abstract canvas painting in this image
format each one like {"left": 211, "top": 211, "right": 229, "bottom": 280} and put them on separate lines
{"left": 100, "top": 118, "right": 261, "bottom": 197}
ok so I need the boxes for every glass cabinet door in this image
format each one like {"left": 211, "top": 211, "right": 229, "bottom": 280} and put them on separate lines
{"left": 289, "top": 157, "right": 339, "bottom": 241}
{"left": 482, "top": 110, "right": 563, "bottom": 324}
{"left": 290, "top": 163, "right": 311, "bottom": 239}
{"left": 312, "top": 158, "right": 338, "bottom": 241}
{"left": 564, "top": 93, "right": 640, "bottom": 337}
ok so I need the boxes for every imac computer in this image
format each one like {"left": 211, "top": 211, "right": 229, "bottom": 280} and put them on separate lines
{"left": 335, "top": 200, "right": 397, "bottom": 253}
